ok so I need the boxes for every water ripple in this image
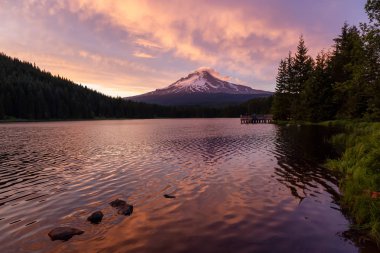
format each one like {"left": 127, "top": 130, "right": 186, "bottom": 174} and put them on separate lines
{"left": 0, "top": 119, "right": 367, "bottom": 253}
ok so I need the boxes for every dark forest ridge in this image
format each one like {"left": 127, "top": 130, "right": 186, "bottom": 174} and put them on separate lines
{"left": 0, "top": 53, "right": 170, "bottom": 120}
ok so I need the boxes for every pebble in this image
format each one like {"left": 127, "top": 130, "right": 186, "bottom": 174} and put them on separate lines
{"left": 48, "top": 227, "right": 84, "bottom": 241}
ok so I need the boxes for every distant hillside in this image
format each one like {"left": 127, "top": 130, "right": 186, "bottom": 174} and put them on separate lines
{"left": 129, "top": 92, "right": 271, "bottom": 107}
{"left": 0, "top": 53, "right": 176, "bottom": 120}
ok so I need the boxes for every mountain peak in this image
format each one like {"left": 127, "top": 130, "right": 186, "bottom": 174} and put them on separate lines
{"left": 145, "top": 68, "right": 271, "bottom": 95}
{"left": 165, "top": 68, "right": 255, "bottom": 95}
{"left": 128, "top": 69, "right": 273, "bottom": 106}
{"left": 193, "top": 67, "right": 229, "bottom": 80}
{"left": 194, "top": 67, "right": 213, "bottom": 74}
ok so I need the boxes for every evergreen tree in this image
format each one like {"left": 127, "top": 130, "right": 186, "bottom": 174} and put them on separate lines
{"left": 292, "top": 35, "right": 314, "bottom": 95}
{"left": 290, "top": 36, "right": 313, "bottom": 119}
{"left": 275, "top": 59, "right": 288, "bottom": 93}
{"left": 302, "top": 51, "right": 334, "bottom": 121}
{"left": 285, "top": 51, "right": 296, "bottom": 93}
{"left": 362, "top": 0, "right": 380, "bottom": 120}
{"left": 272, "top": 53, "right": 294, "bottom": 120}
{"left": 366, "top": 0, "right": 380, "bottom": 25}
{"left": 330, "top": 25, "right": 367, "bottom": 118}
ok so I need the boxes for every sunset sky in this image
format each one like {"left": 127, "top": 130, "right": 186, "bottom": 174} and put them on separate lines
{"left": 0, "top": 0, "right": 368, "bottom": 97}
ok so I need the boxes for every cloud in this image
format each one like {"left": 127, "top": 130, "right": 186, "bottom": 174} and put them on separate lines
{"left": 59, "top": 1, "right": 296, "bottom": 78}
{"left": 0, "top": 0, "right": 368, "bottom": 95}
{"left": 196, "top": 67, "right": 230, "bottom": 81}
{"left": 135, "top": 38, "right": 162, "bottom": 49}
{"left": 133, "top": 51, "right": 155, "bottom": 59}
{"left": 62, "top": 0, "right": 340, "bottom": 81}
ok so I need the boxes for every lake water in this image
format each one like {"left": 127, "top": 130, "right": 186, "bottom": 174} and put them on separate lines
{"left": 0, "top": 119, "right": 375, "bottom": 252}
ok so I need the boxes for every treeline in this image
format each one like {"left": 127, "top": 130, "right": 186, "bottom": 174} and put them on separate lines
{"left": 0, "top": 53, "right": 271, "bottom": 120}
{"left": 272, "top": 0, "right": 380, "bottom": 122}
{"left": 0, "top": 53, "right": 167, "bottom": 119}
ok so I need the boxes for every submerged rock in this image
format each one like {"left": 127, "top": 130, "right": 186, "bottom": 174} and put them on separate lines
{"left": 117, "top": 204, "right": 133, "bottom": 216}
{"left": 109, "top": 199, "right": 127, "bottom": 208}
{"left": 87, "top": 211, "right": 103, "bottom": 224}
{"left": 109, "top": 198, "right": 133, "bottom": 216}
{"left": 163, "top": 194, "right": 176, "bottom": 199}
{"left": 48, "top": 227, "right": 84, "bottom": 241}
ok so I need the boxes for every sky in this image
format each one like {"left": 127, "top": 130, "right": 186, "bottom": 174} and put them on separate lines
{"left": 0, "top": 0, "right": 369, "bottom": 97}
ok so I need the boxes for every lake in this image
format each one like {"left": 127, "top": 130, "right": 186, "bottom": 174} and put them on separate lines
{"left": 0, "top": 119, "right": 375, "bottom": 252}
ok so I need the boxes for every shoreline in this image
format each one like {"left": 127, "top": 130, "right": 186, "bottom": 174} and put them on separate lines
{"left": 324, "top": 121, "right": 380, "bottom": 246}
{"left": 0, "top": 117, "right": 241, "bottom": 124}
{"left": 278, "top": 120, "right": 379, "bottom": 246}
{"left": 278, "top": 120, "right": 380, "bottom": 247}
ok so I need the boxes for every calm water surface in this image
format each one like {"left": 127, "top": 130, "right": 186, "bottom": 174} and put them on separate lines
{"left": 0, "top": 119, "right": 376, "bottom": 252}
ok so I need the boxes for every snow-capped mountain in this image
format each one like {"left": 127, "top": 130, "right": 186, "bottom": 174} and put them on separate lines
{"left": 128, "top": 68, "right": 273, "bottom": 106}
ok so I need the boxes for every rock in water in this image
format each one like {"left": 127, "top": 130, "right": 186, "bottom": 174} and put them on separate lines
{"left": 117, "top": 204, "right": 133, "bottom": 216}
{"left": 164, "top": 194, "right": 176, "bottom": 199}
{"left": 109, "top": 198, "right": 133, "bottom": 216}
{"left": 48, "top": 227, "right": 84, "bottom": 241}
{"left": 87, "top": 211, "right": 104, "bottom": 224}
{"left": 109, "top": 199, "right": 127, "bottom": 208}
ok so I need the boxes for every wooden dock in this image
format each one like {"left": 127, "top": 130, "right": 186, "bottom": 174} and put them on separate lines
{"left": 240, "top": 114, "right": 273, "bottom": 124}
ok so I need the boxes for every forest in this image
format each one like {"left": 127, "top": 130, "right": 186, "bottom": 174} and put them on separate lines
{"left": 0, "top": 52, "right": 271, "bottom": 121}
{"left": 272, "top": 0, "right": 380, "bottom": 122}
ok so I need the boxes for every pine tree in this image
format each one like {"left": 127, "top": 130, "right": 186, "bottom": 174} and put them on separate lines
{"left": 275, "top": 59, "right": 288, "bottom": 93}
{"left": 302, "top": 51, "right": 334, "bottom": 121}
{"left": 330, "top": 24, "right": 367, "bottom": 118}
{"left": 365, "top": 0, "right": 380, "bottom": 26}
{"left": 272, "top": 51, "right": 297, "bottom": 120}
{"left": 292, "top": 35, "right": 314, "bottom": 94}
{"left": 290, "top": 36, "right": 313, "bottom": 119}
{"left": 363, "top": 0, "right": 380, "bottom": 120}
{"left": 286, "top": 51, "right": 295, "bottom": 93}
{"left": 272, "top": 58, "right": 291, "bottom": 120}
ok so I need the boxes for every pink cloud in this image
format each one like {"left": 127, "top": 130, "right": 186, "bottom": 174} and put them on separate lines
{"left": 0, "top": 0, "right": 368, "bottom": 95}
{"left": 133, "top": 51, "right": 156, "bottom": 59}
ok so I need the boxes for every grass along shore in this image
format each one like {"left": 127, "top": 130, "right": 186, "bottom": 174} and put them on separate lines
{"left": 324, "top": 121, "right": 380, "bottom": 244}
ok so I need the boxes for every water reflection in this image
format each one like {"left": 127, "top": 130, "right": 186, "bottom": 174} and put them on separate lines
{"left": 0, "top": 119, "right": 375, "bottom": 252}
{"left": 273, "top": 126, "right": 341, "bottom": 204}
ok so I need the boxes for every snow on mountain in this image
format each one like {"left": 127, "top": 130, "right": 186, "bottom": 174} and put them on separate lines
{"left": 127, "top": 68, "right": 273, "bottom": 106}
{"left": 144, "top": 68, "right": 269, "bottom": 96}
